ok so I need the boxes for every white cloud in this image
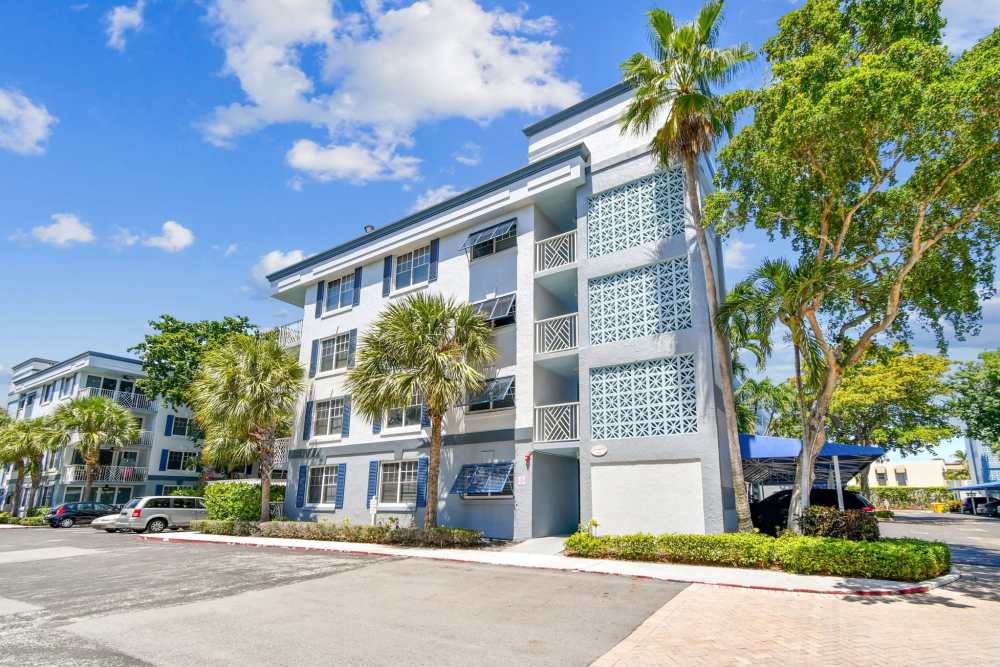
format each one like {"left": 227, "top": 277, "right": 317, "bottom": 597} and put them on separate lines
{"left": 410, "top": 185, "right": 461, "bottom": 213}
{"left": 105, "top": 0, "right": 145, "bottom": 51}
{"left": 941, "top": 0, "right": 1000, "bottom": 52}
{"left": 111, "top": 226, "right": 140, "bottom": 248}
{"left": 723, "top": 239, "right": 755, "bottom": 270}
{"left": 143, "top": 220, "right": 194, "bottom": 252}
{"left": 453, "top": 142, "right": 481, "bottom": 167}
{"left": 223, "top": 242, "right": 238, "bottom": 257}
{"left": 288, "top": 176, "right": 305, "bottom": 192}
{"left": 201, "top": 0, "right": 580, "bottom": 183}
{"left": 0, "top": 88, "right": 57, "bottom": 155}
{"left": 32, "top": 213, "right": 95, "bottom": 246}
{"left": 250, "top": 249, "right": 306, "bottom": 295}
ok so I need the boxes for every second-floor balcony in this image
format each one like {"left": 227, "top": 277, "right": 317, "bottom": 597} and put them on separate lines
{"left": 534, "top": 402, "right": 580, "bottom": 443}
{"left": 263, "top": 319, "right": 303, "bottom": 349}
{"left": 535, "top": 313, "right": 578, "bottom": 354}
{"left": 63, "top": 464, "right": 148, "bottom": 484}
{"left": 78, "top": 387, "right": 156, "bottom": 412}
{"left": 535, "top": 229, "right": 577, "bottom": 273}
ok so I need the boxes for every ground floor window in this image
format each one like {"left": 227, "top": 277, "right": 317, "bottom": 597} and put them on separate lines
{"left": 90, "top": 486, "right": 134, "bottom": 505}
{"left": 307, "top": 465, "right": 339, "bottom": 505}
{"left": 379, "top": 460, "right": 418, "bottom": 504}
{"left": 63, "top": 486, "right": 82, "bottom": 503}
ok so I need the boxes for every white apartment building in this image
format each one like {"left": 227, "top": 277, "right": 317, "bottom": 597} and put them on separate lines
{"left": 2, "top": 352, "right": 204, "bottom": 511}
{"left": 266, "top": 82, "right": 736, "bottom": 539}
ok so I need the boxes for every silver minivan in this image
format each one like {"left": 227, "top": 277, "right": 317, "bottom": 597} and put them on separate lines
{"left": 118, "top": 496, "right": 208, "bottom": 533}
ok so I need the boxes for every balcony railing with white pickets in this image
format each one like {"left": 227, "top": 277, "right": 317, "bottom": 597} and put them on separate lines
{"left": 535, "top": 229, "right": 577, "bottom": 273}
{"left": 77, "top": 387, "right": 156, "bottom": 412}
{"left": 63, "top": 465, "right": 148, "bottom": 483}
{"left": 535, "top": 313, "right": 578, "bottom": 354}
{"left": 534, "top": 402, "right": 580, "bottom": 443}
{"left": 273, "top": 437, "right": 291, "bottom": 469}
{"left": 263, "top": 319, "right": 303, "bottom": 349}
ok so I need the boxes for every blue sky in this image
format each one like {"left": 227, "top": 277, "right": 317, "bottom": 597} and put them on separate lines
{"left": 1, "top": 0, "right": 997, "bottom": 415}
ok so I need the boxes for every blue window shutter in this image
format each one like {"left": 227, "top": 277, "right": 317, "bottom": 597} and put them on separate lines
{"left": 308, "top": 339, "right": 319, "bottom": 378}
{"left": 428, "top": 238, "right": 440, "bottom": 282}
{"left": 372, "top": 414, "right": 381, "bottom": 434}
{"left": 347, "top": 329, "right": 358, "bottom": 368}
{"left": 315, "top": 282, "right": 325, "bottom": 318}
{"left": 155, "top": 484, "right": 163, "bottom": 496}
{"left": 420, "top": 403, "right": 431, "bottom": 428}
{"left": 352, "top": 267, "right": 363, "bottom": 307}
{"left": 341, "top": 396, "right": 351, "bottom": 438}
{"left": 302, "top": 401, "right": 314, "bottom": 441}
{"left": 296, "top": 464, "right": 307, "bottom": 508}
{"left": 382, "top": 256, "right": 393, "bottom": 296}
{"left": 416, "top": 457, "right": 429, "bottom": 508}
{"left": 158, "top": 449, "right": 168, "bottom": 471}
{"left": 335, "top": 463, "right": 347, "bottom": 508}
{"left": 163, "top": 415, "right": 174, "bottom": 437}
{"left": 366, "top": 460, "right": 379, "bottom": 507}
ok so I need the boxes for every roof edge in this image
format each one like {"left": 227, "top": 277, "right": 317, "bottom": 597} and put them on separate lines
{"left": 522, "top": 81, "right": 633, "bottom": 138}
{"left": 14, "top": 351, "right": 142, "bottom": 388}
{"left": 11, "top": 357, "right": 58, "bottom": 371}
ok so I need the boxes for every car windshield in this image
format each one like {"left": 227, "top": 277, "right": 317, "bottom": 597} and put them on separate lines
{"left": 123, "top": 499, "right": 140, "bottom": 509}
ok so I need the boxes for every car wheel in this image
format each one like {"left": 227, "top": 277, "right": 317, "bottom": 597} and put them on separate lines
{"left": 146, "top": 518, "right": 168, "bottom": 534}
{"left": 104, "top": 529, "right": 117, "bottom": 533}
{"left": 59, "top": 518, "right": 75, "bottom": 528}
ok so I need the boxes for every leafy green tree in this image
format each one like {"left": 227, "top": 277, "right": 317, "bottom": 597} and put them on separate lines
{"left": 0, "top": 419, "right": 42, "bottom": 516}
{"left": 190, "top": 335, "right": 303, "bottom": 522}
{"left": 620, "top": 0, "right": 756, "bottom": 531}
{"left": 708, "top": 0, "right": 1000, "bottom": 529}
{"left": 347, "top": 293, "right": 495, "bottom": 528}
{"left": 54, "top": 397, "right": 139, "bottom": 501}
{"left": 129, "top": 315, "right": 257, "bottom": 409}
{"left": 951, "top": 349, "right": 1000, "bottom": 451}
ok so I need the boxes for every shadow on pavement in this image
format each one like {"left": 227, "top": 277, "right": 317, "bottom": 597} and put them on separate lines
{"left": 839, "top": 565, "right": 998, "bottom": 608}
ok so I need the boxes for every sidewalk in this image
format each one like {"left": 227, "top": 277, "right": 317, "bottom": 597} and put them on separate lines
{"left": 137, "top": 531, "right": 958, "bottom": 595}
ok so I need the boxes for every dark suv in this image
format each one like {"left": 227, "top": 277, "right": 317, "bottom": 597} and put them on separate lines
{"left": 46, "top": 502, "right": 117, "bottom": 528}
{"left": 751, "top": 489, "right": 875, "bottom": 535}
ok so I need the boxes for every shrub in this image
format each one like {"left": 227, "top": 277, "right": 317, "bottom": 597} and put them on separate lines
{"left": 16, "top": 516, "right": 46, "bottom": 526}
{"left": 848, "top": 486, "right": 953, "bottom": 509}
{"left": 169, "top": 487, "right": 204, "bottom": 497}
{"left": 0, "top": 513, "right": 14, "bottom": 524}
{"left": 191, "top": 518, "right": 483, "bottom": 548}
{"left": 30, "top": 506, "right": 51, "bottom": 518}
{"left": 203, "top": 482, "right": 285, "bottom": 521}
{"left": 189, "top": 519, "right": 259, "bottom": 536}
{"left": 874, "top": 509, "right": 895, "bottom": 520}
{"left": 797, "top": 506, "right": 880, "bottom": 541}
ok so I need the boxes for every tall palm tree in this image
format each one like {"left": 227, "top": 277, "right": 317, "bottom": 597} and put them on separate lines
{"left": 54, "top": 396, "right": 139, "bottom": 502}
{"left": 0, "top": 418, "right": 63, "bottom": 516}
{"left": 347, "top": 293, "right": 496, "bottom": 528}
{"left": 620, "top": 1, "right": 755, "bottom": 530}
{"left": 190, "top": 334, "right": 304, "bottom": 522}
{"left": 25, "top": 418, "right": 71, "bottom": 514}
{"left": 735, "top": 378, "right": 793, "bottom": 436}
{"left": 953, "top": 449, "right": 967, "bottom": 464}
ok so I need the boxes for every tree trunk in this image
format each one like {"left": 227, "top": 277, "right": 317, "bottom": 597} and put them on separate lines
{"left": 83, "top": 461, "right": 96, "bottom": 502}
{"left": 787, "top": 345, "right": 811, "bottom": 532}
{"left": 424, "top": 414, "right": 443, "bottom": 528}
{"left": 684, "top": 154, "right": 753, "bottom": 532}
{"left": 858, "top": 462, "right": 872, "bottom": 498}
{"left": 259, "top": 437, "right": 274, "bottom": 523}
{"left": 12, "top": 462, "right": 25, "bottom": 518}
{"left": 25, "top": 458, "right": 42, "bottom": 515}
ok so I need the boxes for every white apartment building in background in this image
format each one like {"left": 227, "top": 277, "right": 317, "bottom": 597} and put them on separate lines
{"left": 266, "top": 82, "right": 738, "bottom": 540}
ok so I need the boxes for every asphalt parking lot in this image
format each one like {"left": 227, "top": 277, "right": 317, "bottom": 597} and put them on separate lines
{"left": 0, "top": 527, "right": 685, "bottom": 667}
{"left": 880, "top": 510, "right": 1000, "bottom": 567}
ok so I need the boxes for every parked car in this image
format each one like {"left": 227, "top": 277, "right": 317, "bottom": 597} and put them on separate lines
{"left": 91, "top": 513, "right": 121, "bottom": 532}
{"left": 46, "top": 502, "right": 117, "bottom": 528}
{"left": 117, "top": 496, "right": 208, "bottom": 533}
{"left": 963, "top": 497, "right": 1000, "bottom": 517}
{"left": 750, "top": 489, "right": 875, "bottom": 535}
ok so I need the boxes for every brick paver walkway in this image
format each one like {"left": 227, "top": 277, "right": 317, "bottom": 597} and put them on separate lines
{"left": 593, "top": 565, "right": 1000, "bottom": 666}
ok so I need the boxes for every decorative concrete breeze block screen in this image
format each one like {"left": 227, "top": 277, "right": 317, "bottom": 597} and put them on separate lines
{"left": 590, "top": 355, "right": 698, "bottom": 440}
{"left": 587, "top": 169, "right": 685, "bottom": 258}
{"left": 588, "top": 257, "right": 693, "bottom": 345}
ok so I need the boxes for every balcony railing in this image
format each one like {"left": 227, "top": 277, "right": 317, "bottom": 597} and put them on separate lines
{"left": 63, "top": 465, "right": 148, "bottom": 483}
{"left": 262, "top": 320, "right": 303, "bottom": 349}
{"left": 534, "top": 402, "right": 580, "bottom": 443}
{"left": 78, "top": 387, "right": 156, "bottom": 412}
{"left": 273, "top": 437, "right": 291, "bottom": 468}
{"left": 535, "top": 313, "right": 578, "bottom": 354}
{"left": 535, "top": 229, "right": 577, "bottom": 273}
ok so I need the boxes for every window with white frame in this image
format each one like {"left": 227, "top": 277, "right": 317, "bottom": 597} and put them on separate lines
{"left": 166, "top": 450, "right": 199, "bottom": 471}
{"left": 379, "top": 460, "right": 418, "bottom": 504}
{"left": 463, "top": 220, "right": 517, "bottom": 260}
{"left": 319, "top": 333, "right": 351, "bottom": 373}
{"left": 395, "top": 246, "right": 430, "bottom": 289}
{"left": 41, "top": 383, "right": 55, "bottom": 403}
{"left": 59, "top": 376, "right": 75, "bottom": 397}
{"left": 314, "top": 397, "right": 346, "bottom": 437}
{"left": 324, "top": 274, "right": 354, "bottom": 312}
{"left": 307, "top": 465, "right": 339, "bottom": 504}
{"left": 386, "top": 389, "right": 422, "bottom": 429}
{"left": 172, "top": 416, "right": 190, "bottom": 436}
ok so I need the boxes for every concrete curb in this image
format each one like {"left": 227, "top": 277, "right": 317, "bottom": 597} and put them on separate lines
{"left": 135, "top": 532, "right": 959, "bottom": 596}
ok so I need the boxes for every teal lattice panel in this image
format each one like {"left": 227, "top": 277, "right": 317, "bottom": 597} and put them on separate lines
{"left": 587, "top": 169, "right": 685, "bottom": 258}
{"left": 589, "top": 355, "right": 698, "bottom": 440}
{"left": 588, "top": 257, "right": 693, "bottom": 345}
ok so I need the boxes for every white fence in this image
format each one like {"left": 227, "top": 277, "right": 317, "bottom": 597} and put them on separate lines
{"left": 535, "top": 313, "right": 578, "bottom": 354}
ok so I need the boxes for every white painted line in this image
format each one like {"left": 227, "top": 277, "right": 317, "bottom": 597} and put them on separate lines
{"left": 0, "top": 547, "right": 104, "bottom": 565}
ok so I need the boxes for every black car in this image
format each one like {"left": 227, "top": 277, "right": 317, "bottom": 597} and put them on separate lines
{"left": 46, "top": 502, "right": 117, "bottom": 528}
{"left": 750, "top": 489, "right": 875, "bottom": 535}
{"left": 963, "top": 497, "right": 1000, "bottom": 517}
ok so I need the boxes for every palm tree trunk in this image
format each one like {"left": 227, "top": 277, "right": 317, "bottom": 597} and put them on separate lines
{"left": 424, "top": 414, "right": 443, "bottom": 528}
{"left": 12, "top": 462, "right": 26, "bottom": 517}
{"left": 83, "top": 461, "right": 96, "bottom": 502}
{"left": 684, "top": 154, "right": 753, "bottom": 533}
{"left": 26, "top": 459, "right": 42, "bottom": 515}
{"left": 258, "top": 437, "right": 274, "bottom": 523}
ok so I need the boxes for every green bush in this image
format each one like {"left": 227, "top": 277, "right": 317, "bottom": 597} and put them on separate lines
{"left": 563, "top": 531, "right": 950, "bottom": 582}
{"left": 797, "top": 506, "right": 880, "bottom": 540}
{"left": 191, "top": 518, "right": 483, "bottom": 548}
{"left": 874, "top": 509, "right": 896, "bottom": 520}
{"left": 203, "top": 482, "right": 285, "bottom": 521}
{"left": 169, "top": 487, "right": 204, "bottom": 497}
{"left": 847, "top": 486, "right": 953, "bottom": 509}
{"left": 0, "top": 513, "right": 14, "bottom": 524}
{"left": 30, "top": 506, "right": 51, "bottom": 518}
{"left": 16, "top": 516, "right": 46, "bottom": 526}
{"left": 189, "top": 519, "right": 259, "bottom": 536}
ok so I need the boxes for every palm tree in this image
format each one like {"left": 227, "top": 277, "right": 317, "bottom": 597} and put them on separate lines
{"left": 54, "top": 396, "right": 139, "bottom": 502}
{"left": 25, "top": 418, "right": 71, "bottom": 514}
{"left": 190, "top": 334, "right": 304, "bottom": 522}
{"left": 0, "top": 418, "right": 64, "bottom": 516}
{"left": 735, "top": 377, "right": 794, "bottom": 436}
{"left": 953, "top": 449, "right": 967, "bottom": 464}
{"left": 347, "top": 293, "right": 496, "bottom": 528}
{"left": 620, "top": 1, "right": 755, "bottom": 530}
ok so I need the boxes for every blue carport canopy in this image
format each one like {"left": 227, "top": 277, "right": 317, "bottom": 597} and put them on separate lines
{"left": 740, "top": 434, "right": 885, "bottom": 487}
{"left": 952, "top": 481, "right": 1000, "bottom": 492}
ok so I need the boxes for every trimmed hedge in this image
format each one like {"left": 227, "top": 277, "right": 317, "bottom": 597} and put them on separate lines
{"left": 797, "top": 506, "right": 880, "bottom": 540}
{"left": 203, "top": 481, "right": 285, "bottom": 521}
{"left": 190, "top": 519, "right": 483, "bottom": 548}
{"left": 564, "top": 531, "right": 950, "bottom": 582}
{"left": 0, "top": 513, "right": 47, "bottom": 526}
{"left": 847, "top": 486, "right": 953, "bottom": 509}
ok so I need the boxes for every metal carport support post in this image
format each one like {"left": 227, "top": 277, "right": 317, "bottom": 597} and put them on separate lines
{"left": 832, "top": 455, "right": 845, "bottom": 510}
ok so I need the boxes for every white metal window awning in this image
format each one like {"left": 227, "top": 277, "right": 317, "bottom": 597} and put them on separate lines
{"left": 449, "top": 462, "right": 514, "bottom": 495}
{"left": 466, "top": 376, "right": 515, "bottom": 405}
{"left": 472, "top": 293, "right": 516, "bottom": 322}
{"left": 460, "top": 220, "right": 516, "bottom": 250}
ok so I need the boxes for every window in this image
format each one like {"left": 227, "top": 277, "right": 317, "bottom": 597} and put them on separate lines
{"left": 471, "top": 293, "right": 516, "bottom": 327}
{"left": 172, "top": 497, "right": 200, "bottom": 509}
{"left": 63, "top": 487, "right": 82, "bottom": 503}
{"left": 386, "top": 390, "right": 422, "bottom": 429}
{"left": 41, "top": 383, "right": 55, "bottom": 403}
{"left": 379, "top": 460, "right": 418, "bottom": 504}
{"left": 271, "top": 469, "right": 288, "bottom": 481}
{"left": 160, "top": 485, "right": 180, "bottom": 496}
{"left": 468, "top": 377, "right": 515, "bottom": 412}
{"left": 85, "top": 375, "right": 103, "bottom": 390}
{"left": 166, "top": 451, "right": 199, "bottom": 471}
{"left": 313, "top": 397, "right": 345, "bottom": 437}
{"left": 146, "top": 498, "right": 171, "bottom": 508}
{"left": 324, "top": 274, "right": 354, "bottom": 312}
{"left": 172, "top": 417, "right": 190, "bottom": 437}
{"left": 319, "top": 333, "right": 351, "bottom": 373}
{"left": 876, "top": 472, "right": 888, "bottom": 486}
{"left": 450, "top": 462, "right": 514, "bottom": 498}
{"left": 307, "top": 465, "right": 339, "bottom": 504}
{"left": 59, "top": 377, "right": 74, "bottom": 397}
{"left": 395, "top": 245, "right": 430, "bottom": 289}
{"left": 462, "top": 220, "right": 517, "bottom": 260}
{"left": 895, "top": 472, "right": 907, "bottom": 486}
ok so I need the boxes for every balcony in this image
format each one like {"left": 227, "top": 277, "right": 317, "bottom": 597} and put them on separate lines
{"left": 263, "top": 319, "right": 303, "bottom": 349}
{"left": 535, "top": 313, "right": 578, "bottom": 355}
{"left": 273, "top": 437, "right": 291, "bottom": 469}
{"left": 535, "top": 229, "right": 577, "bottom": 273}
{"left": 63, "top": 464, "right": 147, "bottom": 484}
{"left": 78, "top": 387, "right": 156, "bottom": 412}
{"left": 534, "top": 402, "right": 580, "bottom": 443}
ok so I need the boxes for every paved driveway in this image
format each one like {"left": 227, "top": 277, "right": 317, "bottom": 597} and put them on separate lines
{"left": 880, "top": 510, "right": 1000, "bottom": 567}
{"left": 0, "top": 527, "right": 683, "bottom": 666}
